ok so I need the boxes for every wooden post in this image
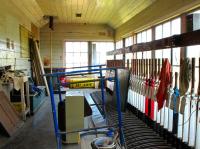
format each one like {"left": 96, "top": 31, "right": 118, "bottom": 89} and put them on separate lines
{"left": 50, "top": 31, "right": 53, "bottom": 73}
{"left": 35, "top": 41, "right": 50, "bottom": 96}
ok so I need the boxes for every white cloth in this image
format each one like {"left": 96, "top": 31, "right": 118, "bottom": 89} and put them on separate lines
{"left": 0, "top": 72, "right": 25, "bottom": 91}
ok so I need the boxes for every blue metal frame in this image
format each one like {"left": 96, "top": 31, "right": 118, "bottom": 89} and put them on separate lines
{"left": 56, "top": 75, "right": 62, "bottom": 102}
{"left": 53, "top": 64, "right": 106, "bottom": 71}
{"left": 44, "top": 66, "right": 125, "bottom": 149}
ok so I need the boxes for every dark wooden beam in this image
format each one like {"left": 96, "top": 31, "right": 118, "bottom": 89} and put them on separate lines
{"left": 107, "top": 28, "right": 200, "bottom": 55}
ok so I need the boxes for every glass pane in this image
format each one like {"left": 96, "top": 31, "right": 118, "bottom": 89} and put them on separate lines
{"left": 107, "top": 55, "right": 114, "bottom": 60}
{"left": 66, "top": 53, "right": 74, "bottom": 63}
{"left": 74, "top": 53, "right": 81, "bottom": 63}
{"left": 146, "top": 29, "right": 152, "bottom": 42}
{"left": 137, "top": 33, "right": 142, "bottom": 43}
{"left": 187, "top": 45, "right": 200, "bottom": 57}
{"left": 137, "top": 52, "right": 142, "bottom": 59}
{"left": 80, "top": 42, "right": 88, "bottom": 52}
{"left": 163, "top": 21, "right": 171, "bottom": 38}
{"left": 155, "top": 49, "right": 163, "bottom": 58}
{"left": 143, "top": 51, "right": 152, "bottom": 59}
{"left": 171, "top": 18, "right": 181, "bottom": 35}
{"left": 66, "top": 63, "right": 73, "bottom": 68}
{"left": 133, "top": 35, "right": 137, "bottom": 44}
{"left": 125, "top": 37, "right": 133, "bottom": 47}
{"left": 146, "top": 51, "right": 152, "bottom": 59}
{"left": 108, "top": 42, "right": 114, "bottom": 51}
{"left": 65, "top": 42, "right": 73, "bottom": 52}
{"left": 141, "top": 31, "right": 146, "bottom": 43}
{"left": 116, "top": 54, "right": 123, "bottom": 60}
{"left": 163, "top": 48, "right": 171, "bottom": 60}
{"left": 193, "top": 11, "right": 200, "bottom": 31}
{"left": 73, "top": 42, "right": 80, "bottom": 52}
{"left": 80, "top": 53, "right": 88, "bottom": 63}
{"left": 126, "top": 53, "right": 133, "bottom": 61}
{"left": 172, "top": 48, "right": 180, "bottom": 65}
{"left": 155, "top": 25, "right": 163, "bottom": 40}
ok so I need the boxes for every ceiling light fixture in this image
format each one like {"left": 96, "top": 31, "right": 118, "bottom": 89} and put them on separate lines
{"left": 76, "top": 13, "right": 82, "bottom": 17}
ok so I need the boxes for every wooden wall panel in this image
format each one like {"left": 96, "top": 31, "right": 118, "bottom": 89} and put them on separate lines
{"left": 0, "top": 1, "right": 32, "bottom": 72}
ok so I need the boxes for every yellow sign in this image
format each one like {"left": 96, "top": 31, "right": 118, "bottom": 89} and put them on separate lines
{"left": 69, "top": 78, "right": 95, "bottom": 88}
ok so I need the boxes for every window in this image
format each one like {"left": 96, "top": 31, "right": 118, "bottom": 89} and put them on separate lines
{"left": 155, "top": 25, "right": 163, "bottom": 40}
{"left": 65, "top": 42, "right": 88, "bottom": 71}
{"left": 155, "top": 18, "right": 181, "bottom": 40}
{"left": 171, "top": 18, "right": 181, "bottom": 35}
{"left": 137, "top": 29, "right": 152, "bottom": 44}
{"left": 116, "top": 40, "right": 123, "bottom": 49}
{"left": 163, "top": 22, "right": 171, "bottom": 38}
{"left": 136, "top": 52, "right": 143, "bottom": 59}
{"left": 125, "top": 53, "right": 133, "bottom": 68}
{"left": 92, "top": 42, "right": 114, "bottom": 65}
{"left": 125, "top": 36, "right": 133, "bottom": 47}
{"left": 116, "top": 54, "right": 123, "bottom": 60}
{"left": 137, "top": 33, "right": 142, "bottom": 43}
{"left": 154, "top": 17, "right": 181, "bottom": 87}
{"left": 141, "top": 31, "right": 147, "bottom": 43}
{"left": 106, "top": 55, "right": 114, "bottom": 60}
{"left": 146, "top": 29, "right": 152, "bottom": 42}
{"left": 186, "top": 45, "right": 200, "bottom": 92}
{"left": 143, "top": 51, "right": 152, "bottom": 59}
{"left": 187, "top": 9, "right": 200, "bottom": 32}
{"left": 133, "top": 35, "right": 137, "bottom": 44}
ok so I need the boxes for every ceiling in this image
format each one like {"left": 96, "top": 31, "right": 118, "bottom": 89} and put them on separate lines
{"left": 10, "top": 0, "right": 157, "bottom": 28}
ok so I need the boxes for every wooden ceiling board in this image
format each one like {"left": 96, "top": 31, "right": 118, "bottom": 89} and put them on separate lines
{"left": 33, "top": 0, "right": 156, "bottom": 28}
{"left": 10, "top": 0, "right": 44, "bottom": 27}
{"left": 110, "top": 0, "right": 155, "bottom": 28}
{"left": 95, "top": 0, "right": 115, "bottom": 24}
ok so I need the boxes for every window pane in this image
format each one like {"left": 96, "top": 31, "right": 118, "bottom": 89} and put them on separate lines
{"left": 146, "top": 29, "right": 152, "bottom": 42}
{"left": 133, "top": 35, "right": 137, "bottom": 44}
{"left": 107, "top": 55, "right": 114, "bottom": 60}
{"left": 93, "top": 42, "right": 114, "bottom": 65}
{"left": 141, "top": 31, "right": 147, "bottom": 43}
{"left": 116, "top": 40, "right": 122, "bottom": 49}
{"left": 66, "top": 53, "right": 74, "bottom": 63}
{"left": 193, "top": 13, "right": 200, "bottom": 31}
{"left": 80, "top": 53, "right": 88, "bottom": 63}
{"left": 65, "top": 42, "right": 73, "bottom": 52}
{"left": 137, "top": 33, "right": 142, "bottom": 43}
{"left": 137, "top": 52, "right": 142, "bottom": 59}
{"left": 125, "top": 36, "right": 133, "bottom": 47}
{"left": 163, "top": 48, "right": 171, "bottom": 60}
{"left": 172, "top": 48, "right": 180, "bottom": 65}
{"left": 155, "top": 49, "right": 163, "bottom": 58}
{"left": 163, "top": 22, "right": 171, "bottom": 38}
{"left": 74, "top": 53, "right": 81, "bottom": 63}
{"left": 187, "top": 45, "right": 200, "bottom": 57}
{"left": 155, "top": 25, "right": 163, "bottom": 40}
{"left": 171, "top": 18, "right": 181, "bottom": 35}
{"left": 143, "top": 51, "right": 152, "bottom": 59}
{"left": 116, "top": 54, "right": 123, "bottom": 60}
{"left": 80, "top": 42, "right": 88, "bottom": 52}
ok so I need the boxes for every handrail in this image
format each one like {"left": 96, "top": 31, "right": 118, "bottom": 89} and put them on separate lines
{"left": 43, "top": 67, "right": 123, "bottom": 77}
{"left": 47, "top": 64, "right": 106, "bottom": 71}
